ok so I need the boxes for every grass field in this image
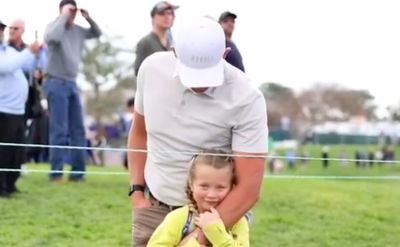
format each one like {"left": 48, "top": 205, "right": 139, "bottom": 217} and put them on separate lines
{"left": 1, "top": 145, "right": 400, "bottom": 247}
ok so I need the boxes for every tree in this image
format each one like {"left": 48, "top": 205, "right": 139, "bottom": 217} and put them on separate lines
{"left": 259, "top": 82, "right": 301, "bottom": 128}
{"left": 387, "top": 104, "right": 400, "bottom": 121}
{"left": 298, "top": 83, "right": 377, "bottom": 123}
{"left": 80, "top": 35, "right": 135, "bottom": 135}
{"left": 259, "top": 82, "right": 378, "bottom": 140}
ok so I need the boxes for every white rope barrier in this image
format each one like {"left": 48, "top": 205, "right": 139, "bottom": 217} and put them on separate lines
{"left": 0, "top": 168, "right": 399, "bottom": 180}
{"left": 1, "top": 142, "right": 399, "bottom": 164}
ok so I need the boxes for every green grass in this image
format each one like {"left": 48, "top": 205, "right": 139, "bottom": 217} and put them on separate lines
{"left": 1, "top": 146, "right": 399, "bottom": 246}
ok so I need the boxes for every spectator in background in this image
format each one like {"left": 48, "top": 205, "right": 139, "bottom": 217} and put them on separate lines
{"left": 339, "top": 149, "right": 348, "bottom": 165}
{"left": 44, "top": 0, "right": 101, "bottom": 182}
{"left": 219, "top": 11, "right": 245, "bottom": 72}
{"left": 355, "top": 150, "right": 361, "bottom": 167}
{"left": 0, "top": 19, "right": 41, "bottom": 197}
{"left": 26, "top": 99, "right": 49, "bottom": 164}
{"left": 286, "top": 149, "right": 296, "bottom": 169}
{"left": 374, "top": 149, "right": 383, "bottom": 165}
{"left": 8, "top": 18, "right": 48, "bottom": 167}
{"left": 123, "top": 97, "right": 135, "bottom": 169}
{"left": 121, "top": 97, "right": 135, "bottom": 136}
{"left": 368, "top": 149, "right": 375, "bottom": 167}
{"left": 322, "top": 145, "right": 329, "bottom": 168}
{"left": 8, "top": 18, "right": 26, "bottom": 52}
{"left": 134, "top": 1, "right": 179, "bottom": 75}
{"left": 359, "top": 150, "right": 368, "bottom": 168}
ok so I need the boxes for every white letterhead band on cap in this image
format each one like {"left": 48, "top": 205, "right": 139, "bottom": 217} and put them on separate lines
{"left": 173, "top": 17, "right": 226, "bottom": 88}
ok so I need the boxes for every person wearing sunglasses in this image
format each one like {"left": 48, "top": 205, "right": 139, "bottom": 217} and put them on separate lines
{"left": 0, "top": 19, "right": 41, "bottom": 198}
{"left": 8, "top": 18, "right": 26, "bottom": 52}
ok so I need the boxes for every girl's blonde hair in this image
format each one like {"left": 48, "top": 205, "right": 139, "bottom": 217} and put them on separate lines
{"left": 185, "top": 150, "right": 236, "bottom": 213}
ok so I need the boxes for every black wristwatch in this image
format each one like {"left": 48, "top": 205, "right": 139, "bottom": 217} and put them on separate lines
{"left": 128, "top": 184, "right": 145, "bottom": 196}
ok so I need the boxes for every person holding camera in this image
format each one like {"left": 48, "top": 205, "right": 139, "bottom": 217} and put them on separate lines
{"left": 43, "top": 0, "right": 101, "bottom": 182}
{"left": 0, "top": 19, "right": 41, "bottom": 197}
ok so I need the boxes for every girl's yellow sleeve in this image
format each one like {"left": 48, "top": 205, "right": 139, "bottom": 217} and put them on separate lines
{"left": 201, "top": 217, "right": 249, "bottom": 247}
{"left": 147, "top": 207, "right": 249, "bottom": 247}
{"left": 147, "top": 207, "right": 187, "bottom": 247}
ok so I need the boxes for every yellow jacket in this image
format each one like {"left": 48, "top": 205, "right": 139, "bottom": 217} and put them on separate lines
{"left": 147, "top": 206, "right": 249, "bottom": 247}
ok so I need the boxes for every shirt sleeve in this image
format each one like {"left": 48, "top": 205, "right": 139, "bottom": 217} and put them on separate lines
{"left": 202, "top": 217, "right": 249, "bottom": 247}
{"left": 232, "top": 91, "right": 269, "bottom": 153}
{"left": 44, "top": 14, "right": 68, "bottom": 44}
{"left": 134, "top": 54, "right": 146, "bottom": 115}
{"left": 84, "top": 17, "right": 102, "bottom": 39}
{"left": 147, "top": 208, "right": 185, "bottom": 246}
{"left": 0, "top": 48, "right": 34, "bottom": 74}
{"left": 134, "top": 39, "right": 152, "bottom": 76}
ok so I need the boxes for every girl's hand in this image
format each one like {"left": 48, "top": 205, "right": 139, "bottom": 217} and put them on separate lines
{"left": 195, "top": 208, "right": 221, "bottom": 228}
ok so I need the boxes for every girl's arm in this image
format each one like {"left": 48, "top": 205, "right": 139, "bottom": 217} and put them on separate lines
{"left": 194, "top": 208, "right": 249, "bottom": 247}
{"left": 202, "top": 217, "right": 249, "bottom": 247}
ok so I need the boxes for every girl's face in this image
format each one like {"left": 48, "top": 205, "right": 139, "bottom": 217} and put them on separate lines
{"left": 190, "top": 164, "right": 233, "bottom": 212}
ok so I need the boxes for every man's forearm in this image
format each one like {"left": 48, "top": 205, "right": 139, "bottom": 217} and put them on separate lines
{"left": 217, "top": 157, "right": 265, "bottom": 227}
{"left": 127, "top": 122, "right": 147, "bottom": 185}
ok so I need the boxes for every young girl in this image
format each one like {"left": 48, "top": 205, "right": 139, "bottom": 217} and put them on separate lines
{"left": 147, "top": 152, "right": 249, "bottom": 246}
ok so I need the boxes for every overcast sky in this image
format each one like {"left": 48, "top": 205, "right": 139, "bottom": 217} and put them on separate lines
{"left": 2, "top": 0, "right": 400, "bottom": 116}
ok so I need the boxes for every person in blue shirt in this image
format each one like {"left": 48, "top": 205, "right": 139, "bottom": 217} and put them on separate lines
{"left": 0, "top": 19, "right": 41, "bottom": 197}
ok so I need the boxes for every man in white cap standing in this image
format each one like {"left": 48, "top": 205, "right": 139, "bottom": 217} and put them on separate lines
{"left": 128, "top": 17, "right": 268, "bottom": 246}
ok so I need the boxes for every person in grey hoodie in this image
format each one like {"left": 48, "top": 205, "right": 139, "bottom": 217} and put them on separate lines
{"left": 44, "top": 0, "right": 101, "bottom": 182}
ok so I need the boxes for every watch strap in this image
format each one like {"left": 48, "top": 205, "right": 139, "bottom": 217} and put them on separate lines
{"left": 128, "top": 184, "right": 145, "bottom": 196}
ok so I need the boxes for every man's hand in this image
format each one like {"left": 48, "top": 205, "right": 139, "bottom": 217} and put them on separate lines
{"left": 131, "top": 191, "right": 152, "bottom": 209}
{"left": 28, "top": 42, "right": 41, "bottom": 55}
{"left": 195, "top": 208, "right": 221, "bottom": 228}
{"left": 61, "top": 4, "right": 77, "bottom": 16}
{"left": 80, "top": 9, "right": 90, "bottom": 19}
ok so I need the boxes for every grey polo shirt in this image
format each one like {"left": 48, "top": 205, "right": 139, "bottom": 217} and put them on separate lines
{"left": 134, "top": 32, "right": 171, "bottom": 76}
{"left": 135, "top": 51, "right": 268, "bottom": 206}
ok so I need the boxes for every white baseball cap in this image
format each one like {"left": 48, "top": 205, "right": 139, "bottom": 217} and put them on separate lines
{"left": 173, "top": 17, "right": 226, "bottom": 88}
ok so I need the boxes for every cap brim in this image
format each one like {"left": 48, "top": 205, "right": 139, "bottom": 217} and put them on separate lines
{"left": 155, "top": 5, "right": 179, "bottom": 15}
{"left": 177, "top": 59, "right": 224, "bottom": 88}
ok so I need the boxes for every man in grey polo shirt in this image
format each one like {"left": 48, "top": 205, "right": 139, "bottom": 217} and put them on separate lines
{"left": 128, "top": 17, "right": 268, "bottom": 246}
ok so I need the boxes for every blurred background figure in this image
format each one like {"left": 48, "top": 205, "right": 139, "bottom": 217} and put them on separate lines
{"left": 26, "top": 99, "right": 49, "bottom": 164}
{"left": 122, "top": 97, "right": 135, "bottom": 169}
{"left": 286, "top": 149, "right": 296, "bottom": 169}
{"left": 219, "top": 11, "right": 245, "bottom": 72}
{"left": 43, "top": 0, "right": 101, "bottom": 182}
{"left": 134, "top": 1, "right": 178, "bottom": 75}
{"left": 339, "top": 149, "right": 348, "bottom": 166}
{"left": 0, "top": 18, "right": 40, "bottom": 197}
{"left": 374, "top": 149, "right": 383, "bottom": 165}
{"left": 322, "top": 145, "right": 329, "bottom": 168}
{"left": 355, "top": 150, "right": 361, "bottom": 167}
{"left": 8, "top": 18, "right": 26, "bottom": 52}
{"left": 368, "top": 149, "right": 375, "bottom": 167}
